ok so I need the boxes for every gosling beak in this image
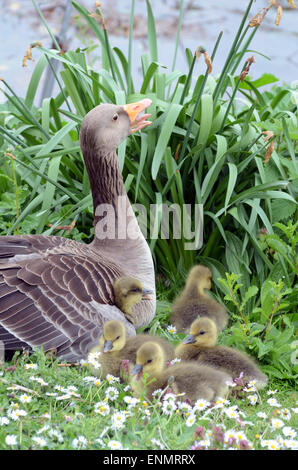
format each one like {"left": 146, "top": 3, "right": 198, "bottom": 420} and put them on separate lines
{"left": 122, "top": 99, "right": 152, "bottom": 133}
{"left": 131, "top": 363, "right": 143, "bottom": 376}
{"left": 183, "top": 334, "right": 196, "bottom": 344}
{"left": 103, "top": 340, "right": 113, "bottom": 352}
{"left": 142, "top": 288, "right": 153, "bottom": 301}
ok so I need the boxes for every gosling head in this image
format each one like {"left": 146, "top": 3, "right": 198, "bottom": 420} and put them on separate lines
{"left": 183, "top": 317, "right": 217, "bottom": 348}
{"left": 113, "top": 276, "right": 153, "bottom": 319}
{"left": 99, "top": 320, "right": 126, "bottom": 353}
{"left": 186, "top": 265, "right": 212, "bottom": 294}
{"left": 131, "top": 341, "right": 165, "bottom": 379}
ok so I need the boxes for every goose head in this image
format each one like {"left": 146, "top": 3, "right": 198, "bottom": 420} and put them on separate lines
{"left": 80, "top": 99, "right": 152, "bottom": 154}
{"left": 186, "top": 265, "right": 212, "bottom": 295}
{"left": 131, "top": 341, "right": 165, "bottom": 379}
{"left": 113, "top": 276, "right": 153, "bottom": 320}
{"left": 183, "top": 317, "right": 217, "bottom": 348}
{"left": 99, "top": 320, "right": 126, "bottom": 353}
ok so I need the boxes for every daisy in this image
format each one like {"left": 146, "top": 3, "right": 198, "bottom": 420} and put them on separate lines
{"left": 8, "top": 409, "right": 27, "bottom": 420}
{"left": 167, "top": 325, "right": 177, "bottom": 335}
{"left": 24, "top": 363, "right": 37, "bottom": 370}
{"left": 196, "top": 439, "right": 210, "bottom": 449}
{"left": 79, "top": 359, "right": 88, "bottom": 367}
{"left": 106, "top": 374, "right": 120, "bottom": 384}
{"left": 291, "top": 408, "right": 298, "bottom": 414}
{"left": 224, "top": 430, "right": 237, "bottom": 445}
{"left": 267, "top": 398, "right": 281, "bottom": 407}
{"left": 282, "top": 426, "right": 296, "bottom": 438}
{"left": 284, "top": 439, "right": 298, "bottom": 449}
{"left": 163, "top": 392, "right": 176, "bottom": 402}
{"left": 0, "top": 417, "right": 9, "bottom": 425}
{"left": 185, "top": 414, "right": 196, "bottom": 427}
{"left": 19, "top": 394, "right": 32, "bottom": 404}
{"left": 5, "top": 435, "right": 17, "bottom": 446}
{"left": 41, "top": 412, "right": 51, "bottom": 419}
{"left": 36, "top": 425, "right": 50, "bottom": 434}
{"left": 29, "top": 376, "right": 48, "bottom": 386}
{"left": 123, "top": 396, "right": 139, "bottom": 407}
{"left": 111, "top": 411, "right": 126, "bottom": 429}
{"left": 108, "top": 440, "right": 123, "bottom": 450}
{"left": 271, "top": 418, "right": 284, "bottom": 430}
{"left": 267, "top": 389, "right": 277, "bottom": 395}
{"left": 214, "top": 397, "right": 230, "bottom": 408}
{"left": 105, "top": 386, "right": 119, "bottom": 401}
{"left": 162, "top": 400, "right": 177, "bottom": 416}
{"left": 87, "top": 351, "right": 102, "bottom": 361}
{"left": 257, "top": 411, "right": 267, "bottom": 419}
{"left": 94, "top": 401, "right": 110, "bottom": 416}
{"left": 262, "top": 439, "right": 280, "bottom": 450}
{"left": 177, "top": 402, "right": 192, "bottom": 415}
{"left": 234, "top": 431, "right": 248, "bottom": 442}
{"left": 72, "top": 436, "right": 88, "bottom": 449}
{"left": 224, "top": 406, "right": 240, "bottom": 419}
{"left": 247, "top": 394, "right": 258, "bottom": 405}
{"left": 32, "top": 436, "right": 47, "bottom": 447}
{"left": 193, "top": 398, "right": 210, "bottom": 412}
{"left": 280, "top": 408, "right": 291, "bottom": 421}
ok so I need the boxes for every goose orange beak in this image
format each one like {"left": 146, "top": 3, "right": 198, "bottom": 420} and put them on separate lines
{"left": 122, "top": 99, "right": 152, "bottom": 133}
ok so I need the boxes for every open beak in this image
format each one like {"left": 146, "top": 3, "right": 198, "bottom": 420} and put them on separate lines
{"left": 142, "top": 288, "right": 153, "bottom": 301}
{"left": 122, "top": 99, "right": 152, "bottom": 133}
{"left": 103, "top": 340, "right": 113, "bottom": 352}
{"left": 183, "top": 334, "right": 196, "bottom": 344}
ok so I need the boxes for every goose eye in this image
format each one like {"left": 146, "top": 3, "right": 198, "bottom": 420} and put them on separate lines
{"left": 130, "top": 288, "right": 140, "bottom": 293}
{"left": 147, "top": 359, "right": 152, "bottom": 363}
{"left": 199, "top": 331, "right": 205, "bottom": 335}
{"left": 115, "top": 336, "right": 120, "bottom": 340}
{"left": 112, "top": 113, "right": 119, "bottom": 121}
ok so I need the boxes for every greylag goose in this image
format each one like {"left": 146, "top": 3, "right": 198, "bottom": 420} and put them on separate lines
{"left": 87, "top": 319, "right": 174, "bottom": 379}
{"left": 175, "top": 317, "right": 268, "bottom": 389}
{"left": 170, "top": 265, "right": 228, "bottom": 333}
{"left": 130, "top": 341, "right": 232, "bottom": 403}
{"left": 0, "top": 100, "right": 156, "bottom": 361}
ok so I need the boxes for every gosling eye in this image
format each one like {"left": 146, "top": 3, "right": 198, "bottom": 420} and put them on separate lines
{"left": 199, "top": 331, "right": 205, "bottom": 335}
{"left": 130, "top": 288, "right": 140, "bottom": 293}
{"left": 115, "top": 336, "right": 121, "bottom": 340}
{"left": 147, "top": 359, "right": 152, "bottom": 364}
{"left": 112, "top": 113, "right": 119, "bottom": 121}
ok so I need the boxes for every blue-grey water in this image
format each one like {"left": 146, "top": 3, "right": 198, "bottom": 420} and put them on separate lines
{"left": 0, "top": 0, "right": 297, "bottom": 104}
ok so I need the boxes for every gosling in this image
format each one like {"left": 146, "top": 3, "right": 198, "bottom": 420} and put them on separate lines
{"left": 113, "top": 276, "right": 153, "bottom": 325}
{"left": 175, "top": 317, "right": 268, "bottom": 389}
{"left": 130, "top": 341, "right": 232, "bottom": 404}
{"left": 170, "top": 265, "right": 228, "bottom": 333}
{"left": 87, "top": 320, "right": 174, "bottom": 379}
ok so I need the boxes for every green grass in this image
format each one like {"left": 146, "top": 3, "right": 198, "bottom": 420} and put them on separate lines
{"left": 0, "top": 344, "right": 297, "bottom": 451}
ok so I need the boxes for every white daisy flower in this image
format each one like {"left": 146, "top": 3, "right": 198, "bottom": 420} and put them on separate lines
{"left": 284, "top": 439, "right": 298, "bottom": 449}
{"left": 197, "top": 439, "right": 210, "bottom": 449}
{"left": 24, "top": 363, "right": 37, "bottom": 370}
{"left": 36, "top": 425, "right": 50, "bottom": 434}
{"left": 72, "top": 436, "right": 88, "bottom": 449}
{"left": 19, "top": 394, "right": 32, "bottom": 403}
{"left": 224, "top": 430, "right": 237, "bottom": 444}
{"left": 167, "top": 325, "right": 177, "bottom": 335}
{"left": 0, "top": 417, "right": 9, "bottom": 425}
{"left": 193, "top": 398, "right": 210, "bottom": 412}
{"left": 108, "top": 440, "right": 123, "bottom": 450}
{"left": 223, "top": 406, "right": 240, "bottom": 419}
{"left": 123, "top": 396, "right": 139, "bottom": 407}
{"left": 267, "top": 398, "right": 281, "bottom": 407}
{"left": 267, "top": 389, "right": 277, "bottom": 395}
{"left": 214, "top": 397, "right": 230, "bottom": 408}
{"left": 106, "top": 374, "right": 120, "bottom": 384}
{"left": 105, "top": 386, "right": 119, "bottom": 401}
{"left": 185, "top": 414, "right": 196, "bottom": 427}
{"left": 271, "top": 418, "right": 284, "bottom": 430}
{"left": 5, "top": 435, "right": 17, "bottom": 446}
{"left": 291, "top": 408, "right": 298, "bottom": 414}
{"left": 94, "top": 401, "right": 110, "bottom": 416}
{"left": 32, "top": 436, "right": 47, "bottom": 447}
{"left": 257, "top": 411, "right": 267, "bottom": 419}
{"left": 48, "top": 429, "right": 64, "bottom": 442}
{"left": 29, "top": 376, "right": 48, "bottom": 386}
{"left": 8, "top": 409, "right": 27, "bottom": 420}
{"left": 282, "top": 426, "right": 296, "bottom": 438}
{"left": 247, "top": 394, "right": 258, "bottom": 405}
{"left": 280, "top": 409, "right": 291, "bottom": 421}
{"left": 162, "top": 400, "right": 177, "bottom": 415}
{"left": 263, "top": 439, "right": 281, "bottom": 450}
{"left": 111, "top": 411, "right": 126, "bottom": 429}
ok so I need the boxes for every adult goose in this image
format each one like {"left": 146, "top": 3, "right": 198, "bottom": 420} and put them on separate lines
{"left": 0, "top": 99, "right": 156, "bottom": 361}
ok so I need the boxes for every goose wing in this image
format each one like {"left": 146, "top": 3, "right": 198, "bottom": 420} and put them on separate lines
{"left": 0, "top": 235, "right": 135, "bottom": 360}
